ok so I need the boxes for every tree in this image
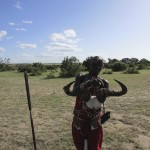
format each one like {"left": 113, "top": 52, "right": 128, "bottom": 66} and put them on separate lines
{"left": 112, "top": 62, "right": 127, "bottom": 72}
{"left": 0, "top": 58, "right": 12, "bottom": 71}
{"left": 138, "top": 58, "right": 150, "bottom": 65}
{"left": 130, "top": 58, "right": 139, "bottom": 65}
{"left": 121, "top": 58, "right": 131, "bottom": 64}
{"left": 31, "top": 62, "right": 46, "bottom": 76}
{"left": 60, "top": 56, "right": 83, "bottom": 77}
{"left": 108, "top": 58, "right": 119, "bottom": 64}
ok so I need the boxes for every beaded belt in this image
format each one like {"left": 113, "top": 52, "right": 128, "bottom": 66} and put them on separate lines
{"left": 73, "top": 109, "right": 100, "bottom": 119}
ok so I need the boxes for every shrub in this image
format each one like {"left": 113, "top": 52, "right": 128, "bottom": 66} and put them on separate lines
{"left": 47, "top": 70, "right": 56, "bottom": 79}
{"left": 32, "top": 63, "right": 46, "bottom": 72}
{"left": 102, "top": 70, "right": 113, "bottom": 74}
{"left": 17, "top": 64, "right": 33, "bottom": 73}
{"left": 112, "top": 62, "right": 127, "bottom": 72}
{"left": 0, "top": 58, "right": 14, "bottom": 71}
{"left": 137, "top": 64, "right": 146, "bottom": 70}
{"left": 60, "top": 56, "right": 83, "bottom": 77}
{"left": 30, "top": 68, "right": 42, "bottom": 76}
{"left": 45, "top": 64, "right": 60, "bottom": 70}
{"left": 123, "top": 67, "right": 139, "bottom": 74}
{"left": 30, "top": 63, "right": 46, "bottom": 76}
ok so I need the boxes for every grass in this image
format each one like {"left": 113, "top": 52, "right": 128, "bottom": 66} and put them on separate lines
{"left": 0, "top": 70, "right": 150, "bottom": 150}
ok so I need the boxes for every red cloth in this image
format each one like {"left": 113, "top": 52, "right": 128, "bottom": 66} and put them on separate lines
{"left": 72, "top": 121, "right": 103, "bottom": 150}
{"left": 72, "top": 96, "right": 103, "bottom": 150}
{"left": 72, "top": 76, "right": 104, "bottom": 150}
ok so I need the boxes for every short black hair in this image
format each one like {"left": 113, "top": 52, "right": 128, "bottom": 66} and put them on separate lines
{"left": 91, "top": 56, "right": 104, "bottom": 68}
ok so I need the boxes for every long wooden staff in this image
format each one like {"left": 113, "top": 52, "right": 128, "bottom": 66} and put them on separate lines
{"left": 24, "top": 71, "right": 37, "bottom": 150}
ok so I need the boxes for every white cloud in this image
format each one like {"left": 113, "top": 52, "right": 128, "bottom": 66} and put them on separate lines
{"left": 50, "top": 33, "right": 66, "bottom": 41}
{"left": 50, "top": 29, "right": 77, "bottom": 42}
{"left": 47, "top": 29, "right": 82, "bottom": 53}
{"left": 22, "top": 20, "right": 33, "bottom": 24}
{"left": 16, "top": 28, "right": 26, "bottom": 31}
{"left": 64, "top": 29, "right": 76, "bottom": 38}
{"left": 14, "top": 1, "right": 22, "bottom": 9}
{"left": 0, "top": 30, "right": 7, "bottom": 39}
{"left": 18, "top": 43, "right": 37, "bottom": 49}
{"left": 0, "top": 47, "right": 5, "bottom": 52}
{"left": 47, "top": 42, "right": 81, "bottom": 52}
{"left": 9, "top": 22, "right": 16, "bottom": 26}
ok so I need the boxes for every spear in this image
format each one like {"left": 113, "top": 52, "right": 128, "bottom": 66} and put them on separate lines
{"left": 24, "top": 71, "right": 37, "bottom": 150}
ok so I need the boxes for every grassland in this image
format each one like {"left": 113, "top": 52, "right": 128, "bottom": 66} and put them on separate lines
{"left": 0, "top": 70, "right": 150, "bottom": 150}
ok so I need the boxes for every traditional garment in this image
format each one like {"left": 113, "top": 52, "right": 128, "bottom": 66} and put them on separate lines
{"left": 63, "top": 56, "right": 127, "bottom": 150}
{"left": 71, "top": 74, "right": 108, "bottom": 150}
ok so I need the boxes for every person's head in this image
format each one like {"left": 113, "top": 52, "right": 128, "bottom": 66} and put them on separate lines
{"left": 89, "top": 56, "right": 104, "bottom": 77}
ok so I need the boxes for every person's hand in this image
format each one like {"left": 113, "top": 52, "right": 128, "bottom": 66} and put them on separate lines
{"left": 80, "top": 79, "right": 104, "bottom": 89}
{"left": 80, "top": 80, "right": 94, "bottom": 89}
{"left": 91, "top": 79, "right": 104, "bottom": 87}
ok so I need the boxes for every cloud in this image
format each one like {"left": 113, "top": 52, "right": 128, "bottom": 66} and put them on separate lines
{"left": 9, "top": 22, "right": 16, "bottom": 26}
{"left": 0, "top": 30, "right": 7, "bottom": 39}
{"left": 0, "top": 47, "right": 5, "bottom": 52}
{"left": 46, "top": 42, "right": 81, "bottom": 52}
{"left": 47, "top": 29, "right": 82, "bottom": 53}
{"left": 17, "top": 43, "right": 37, "bottom": 49}
{"left": 22, "top": 20, "right": 33, "bottom": 24}
{"left": 50, "top": 33, "right": 66, "bottom": 41}
{"left": 64, "top": 29, "right": 76, "bottom": 38}
{"left": 14, "top": 1, "right": 22, "bottom": 9}
{"left": 50, "top": 29, "right": 77, "bottom": 42}
{"left": 16, "top": 28, "right": 26, "bottom": 31}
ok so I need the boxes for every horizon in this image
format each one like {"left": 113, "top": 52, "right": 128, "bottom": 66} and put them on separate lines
{"left": 0, "top": 0, "right": 150, "bottom": 63}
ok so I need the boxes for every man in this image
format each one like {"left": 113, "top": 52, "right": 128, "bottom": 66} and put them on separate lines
{"left": 63, "top": 56, "right": 127, "bottom": 150}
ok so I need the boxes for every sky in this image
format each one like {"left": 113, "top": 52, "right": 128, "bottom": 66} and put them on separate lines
{"left": 0, "top": 0, "right": 150, "bottom": 63}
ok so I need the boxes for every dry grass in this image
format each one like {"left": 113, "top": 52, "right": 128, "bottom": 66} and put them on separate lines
{"left": 0, "top": 70, "right": 150, "bottom": 150}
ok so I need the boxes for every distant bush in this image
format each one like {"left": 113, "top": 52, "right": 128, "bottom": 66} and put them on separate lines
{"left": 102, "top": 70, "right": 113, "bottom": 74}
{"left": 0, "top": 58, "right": 15, "bottom": 71}
{"left": 112, "top": 62, "right": 127, "bottom": 72}
{"left": 30, "top": 63, "right": 46, "bottom": 76}
{"left": 32, "top": 63, "right": 46, "bottom": 72}
{"left": 17, "top": 64, "right": 33, "bottom": 73}
{"left": 137, "top": 64, "right": 146, "bottom": 70}
{"left": 30, "top": 68, "right": 43, "bottom": 76}
{"left": 123, "top": 67, "right": 139, "bottom": 74}
{"left": 17, "top": 62, "right": 47, "bottom": 76}
{"left": 47, "top": 70, "right": 56, "bottom": 79}
{"left": 45, "top": 64, "right": 60, "bottom": 70}
{"left": 60, "top": 56, "right": 83, "bottom": 77}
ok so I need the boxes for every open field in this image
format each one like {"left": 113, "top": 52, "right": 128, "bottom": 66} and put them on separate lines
{"left": 0, "top": 70, "right": 150, "bottom": 150}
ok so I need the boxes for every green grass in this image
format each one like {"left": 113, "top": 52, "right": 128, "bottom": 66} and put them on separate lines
{"left": 0, "top": 70, "right": 150, "bottom": 150}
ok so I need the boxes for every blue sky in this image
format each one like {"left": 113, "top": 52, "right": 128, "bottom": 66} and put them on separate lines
{"left": 0, "top": 0, "right": 150, "bottom": 63}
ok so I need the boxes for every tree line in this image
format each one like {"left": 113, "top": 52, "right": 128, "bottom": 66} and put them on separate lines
{"left": 0, "top": 57, "right": 150, "bottom": 77}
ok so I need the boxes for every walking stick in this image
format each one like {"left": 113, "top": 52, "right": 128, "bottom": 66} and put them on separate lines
{"left": 24, "top": 71, "right": 37, "bottom": 150}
